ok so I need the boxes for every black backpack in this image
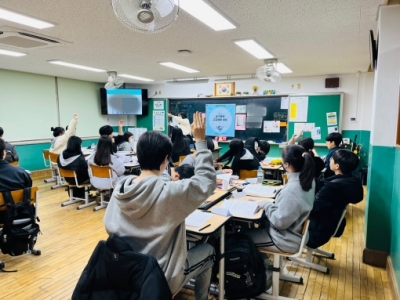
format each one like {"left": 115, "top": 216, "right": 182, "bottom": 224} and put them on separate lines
{"left": 218, "top": 233, "right": 266, "bottom": 299}
{"left": 0, "top": 188, "right": 40, "bottom": 256}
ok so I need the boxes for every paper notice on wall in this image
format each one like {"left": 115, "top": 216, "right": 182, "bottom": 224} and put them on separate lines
{"left": 281, "top": 97, "right": 289, "bottom": 109}
{"left": 153, "top": 111, "right": 165, "bottom": 131}
{"left": 303, "top": 123, "right": 315, "bottom": 132}
{"left": 289, "top": 97, "right": 308, "bottom": 122}
{"left": 312, "top": 127, "right": 321, "bottom": 140}
{"left": 327, "top": 126, "right": 339, "bottom": 134}
{"left": 153, "top": 101, "right": 164, "bottom": 110}
{"left": 294, "top": 123, "right": 305, "bottom": 134}
{"left": 263, "top": 120, "right": 280, "bottom": 133}
{"left": 235, "top": 114, "right": 246, "bottom": 130}
{"left": 236, "top": 105, "right": 247, "bottom": 114}
{"left": 326, "top": 112, "right": 337, "bottom": 126}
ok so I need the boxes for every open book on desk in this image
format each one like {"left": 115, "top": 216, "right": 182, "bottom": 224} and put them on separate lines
{"left": 220, "top": 200, "right": 260, "bottom": 217}
{"left": 243, "top": 185, "right": 278, "bottom": 198}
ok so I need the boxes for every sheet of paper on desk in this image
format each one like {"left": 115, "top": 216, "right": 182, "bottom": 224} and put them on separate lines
{"left": 217, "top": 174, "right": 231, "bottom": 182}
{"left": 221, "top": 200, "right": 259, "bottom": 216}
{"left": 185, "top": 211, "right": 213, "bottom": 227}
{"left": 243, "top": 185, "right": 276, "bottom": 197}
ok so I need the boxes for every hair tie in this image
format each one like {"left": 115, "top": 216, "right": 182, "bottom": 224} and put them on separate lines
{"left": 302, "top": 152, "right": 307, "bottom": 157}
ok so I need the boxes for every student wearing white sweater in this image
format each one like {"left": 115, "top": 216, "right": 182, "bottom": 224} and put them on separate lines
{"left": 104, "top": 113, "right": 216, "bottom": 299}
{"left": 50, "top": 113, "right": 78, "bottom": 154}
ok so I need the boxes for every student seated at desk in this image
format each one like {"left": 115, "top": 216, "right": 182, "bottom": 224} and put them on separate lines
{"left": 216, "top": 139, "right": 259, "bottom": 177}
{"left": 244, "top": 145, "right": 315, "bottom": 253}
{"left": 0, "top": 127, "right": 19, "bottom": 164}
{"left": 99, "top": 119, "right": 124, "bottom": 153}
{"left": 104, "top": 113, "right": 216, "bottom": 299}
{"left": 117, "top": 132, "right": 134, "bottom": 152}
{"left": 87, "top": 136, "right": 125, "bottom": 189}
{"left": 323, "top": 132, "right": 343, "bottom": 178}
{"left": 170, "top": 164, "right": 195, "bottom": 181}
{"left": 171, "top": 127, "right": 191, "bottom": 163}
{"left": 244, "top": 137, "right": 270, "bottom": 162}
{"left": 168, "top": 112, "right": 192, "bottom": 144}
{"left": 50, "top": 113, "right": 78, "bottom": 154}
{"left": 58, "top": 136, "right": 89, "bottom": 198}
{"left": 0, "top": 138, "right": 32, "bottom": 192}
{"left": 307, "top": 150, "right": 363, "bottom": 249}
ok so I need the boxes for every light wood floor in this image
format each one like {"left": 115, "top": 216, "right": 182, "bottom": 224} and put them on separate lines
{"left": 0, "top": 179, "right": 392, "bottom": 300}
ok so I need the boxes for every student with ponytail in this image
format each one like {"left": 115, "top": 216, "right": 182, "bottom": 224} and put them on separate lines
{"left": 50, "top": 113, "right": 78, "bottom": 154}
{"left": 215, "top": 139, "right": 259, "bottom": 177}
{"left": 245, "top": 145, "right": 316, "bottom": 253}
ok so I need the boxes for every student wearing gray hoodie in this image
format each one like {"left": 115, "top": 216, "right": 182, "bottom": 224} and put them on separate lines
{"left": 245, "top": 145, "right": 316, "bottom": 253}
{"left": 104, "top": 112, "right": 216, "bottom": 299}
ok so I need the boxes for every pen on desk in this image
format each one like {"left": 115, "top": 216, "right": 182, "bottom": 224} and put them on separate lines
{"left": 198, "top": 224, "right": 211, "bottom": 231}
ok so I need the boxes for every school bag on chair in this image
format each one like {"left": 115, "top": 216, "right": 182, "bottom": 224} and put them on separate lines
{"left": 217, "top": 232, "right": 266, "bottom": 299}
{"left": 0, "top": 188, "right": 40, "bottom": 256}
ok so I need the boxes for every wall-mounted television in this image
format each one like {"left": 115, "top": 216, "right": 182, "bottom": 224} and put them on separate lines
{"left": 100, "top": 88, "right": 148, "bottom": 115}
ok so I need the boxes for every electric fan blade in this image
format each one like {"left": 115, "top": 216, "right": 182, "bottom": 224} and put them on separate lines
{"left": 153, "top": 0, "right": 175, "bottom": 17}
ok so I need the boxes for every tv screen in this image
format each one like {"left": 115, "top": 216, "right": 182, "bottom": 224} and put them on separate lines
{"left": 100, "top": 88, "right": 148, "bottom": 115}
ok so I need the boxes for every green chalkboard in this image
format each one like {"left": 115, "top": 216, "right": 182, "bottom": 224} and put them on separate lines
{"left": 287, "top": 94, "right": 343, "bottom": 143}
{"left": 169, "top": 96, "right": 289, "bottom": 142}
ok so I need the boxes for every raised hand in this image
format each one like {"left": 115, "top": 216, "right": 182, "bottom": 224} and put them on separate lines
{"left": 191, "top": 112, "right": 205, "bottom": 141}
{"left": 118, "top": 120, "right": 124, "bottom": 126}
{"left": 73, "top": 113, "right": 78, "bottom": 119}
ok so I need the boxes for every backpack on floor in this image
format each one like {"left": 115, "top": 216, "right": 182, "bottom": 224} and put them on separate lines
{"left": 0, "top": 188, "right": 40, "bottom": 256}
{"left": 218, "top": 233, "right": 266, "bottom": 299}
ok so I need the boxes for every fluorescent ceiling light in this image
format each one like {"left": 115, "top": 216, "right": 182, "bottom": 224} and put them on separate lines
{"left": 234, "top": 39, "right": 274, "bottom": 59}
{"left": 48, "top": 60, "right": 105, "bottom": 72}
{"left": 0, "top": 7, "right": 54, "bottom": 29}
{"left": 159, "top": 62, "right": 199, "bottom": 73}
{"left": 277, "top": 63, "right": 293, "bottom": 74}
{"left": 0, "top": 49, "right": 26, "bottom": 57}
{"left": 177, "top": 0, "right": 236, "bottom": 31}
{"left": 119, "top": 74, "right": 154, "bottom": 82}
{"left": 166, "top": 78, "right": 209, "bottom": 84}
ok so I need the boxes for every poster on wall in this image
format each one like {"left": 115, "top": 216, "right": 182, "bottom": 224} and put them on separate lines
{"left": 153, "top": 111, "right": 165, "bottom": 131}
{"left": 289, "top": 97, "right": 308, "bottom": 122}
{"left": 236, "top": 105, "right": 247, "bottom": 114}
{"left": 206, "top": 104, "right": 235, "bottom": 137}
{"left": 263, "top": 121, "right": 280, "bottom": 133}
{"left": 235, "top": 114, "right": 246, "bottom": 130}
{"left": 326, "top": 112, "right": 337, "bottom": 126}
{"left": 154, "top": 101, "right": 164, "bottom": 110}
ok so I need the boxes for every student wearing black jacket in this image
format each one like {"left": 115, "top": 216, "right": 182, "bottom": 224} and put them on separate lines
{"left": 171, "top": 127, "right": 191, "bottom": 163}
{"left": 99, "top": 120, "right": 124, "bottom": 153}
{"left": 307, "top": 150, "right": 363, "bottom": 249}
{"left": 244, "top": 137, "right": 270, "bottom": 162}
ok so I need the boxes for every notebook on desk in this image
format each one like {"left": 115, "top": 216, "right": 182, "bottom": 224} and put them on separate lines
{"left": 243, "top": 185, "right": 277, "bottom": 198}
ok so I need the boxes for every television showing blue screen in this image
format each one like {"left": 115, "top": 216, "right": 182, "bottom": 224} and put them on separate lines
{"left": 100, "top": 88, "right": 148, "bottom": 115}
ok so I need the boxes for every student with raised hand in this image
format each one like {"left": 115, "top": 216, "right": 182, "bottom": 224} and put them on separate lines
{"left": 170, "top": 127, "right": 191, "bottom": 163}
{"left": 50, "top": 113, "right": 78, "bottom": 154}
{"left": 168, "top": 112, "right": 191, "bottom": 137}
{"left": 99, "top": 119, "right": 124, "bottom": 153}
{"left": 87, "top": 136, "right": 125, "bottom": 189}
{"left": 323, "top": 132, "right": 343, "bottom": 178}
{"left": 0, "top": 127, "right": 19, "bottom": 164}
{"left": 307, "top": 149, "right": 363, "bottom": 249}
{"left": 245, "top": 145, "right": 316, "bottom": 253}
{"left": 104, "top": 112, "right": 216, "bottom": 299}
{"left": 244, "top": 137, "right": 270, "bottom": 162}
{"left": 215, "top": 138, "right": 259, "bottom": 177}
{"left": 117, "top": 132, "right": 134, "bottom": 151}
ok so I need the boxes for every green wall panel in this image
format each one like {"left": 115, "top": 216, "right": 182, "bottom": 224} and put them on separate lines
{"left": 364, "top": 145, "right": 395, "bottom": 252}
{"left": 390, "top": 148, "right": 400, "bottom": 293}
{"left": 137, "top": 99, "right": 167, "bottom": 135}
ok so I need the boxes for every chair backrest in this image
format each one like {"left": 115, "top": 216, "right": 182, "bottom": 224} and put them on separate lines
{"left": 281, "top": 173, "right": 288, "bottom": 185}
{"left": 49, "top": 152, "right": 59, "bottom": 164}
{"left": 239, "top": 169, "right": 258, "bottom": 180}
{"left": 178, "top": 155, "right": 187, "bottom": 164}
{"left": 332, "top": 205, "right": 348, "bottom": 237}
{"left": 0, "top": 186, "right": 38, "bottom": 212}
{"left": 10, "top": 161, "right": 19, "bottom": 166}
{"left": 88, "top": 164, "right": 112, "bottom": 179}
{"left": 42, "top": 149, "right": 50, "bottom": 167}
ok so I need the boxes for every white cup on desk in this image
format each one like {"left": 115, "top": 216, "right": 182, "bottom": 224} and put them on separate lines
{"left": 222, "top": 180, "right": 229, "bottom": 190}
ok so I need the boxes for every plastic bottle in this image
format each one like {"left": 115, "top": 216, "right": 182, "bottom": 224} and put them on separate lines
{"left": 257, "top": 166, "right": 263, "bottom": 184}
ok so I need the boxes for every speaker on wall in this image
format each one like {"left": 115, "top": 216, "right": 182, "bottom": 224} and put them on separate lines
{"left": 325, "top": 77, "right": 339, "bottom": 88}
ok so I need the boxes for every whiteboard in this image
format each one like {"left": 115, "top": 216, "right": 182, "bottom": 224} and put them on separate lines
{"left": 0, "top": 69, "right": 58, "bottom": 141}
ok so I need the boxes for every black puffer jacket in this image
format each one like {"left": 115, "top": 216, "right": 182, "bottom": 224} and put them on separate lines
{"left": 57, "top": 151, "right": 89, "bottom": 185}
{"left": 307, "top": 174, "right": 364, "bottom": 249}
{"left": 244, "top": 137, "right": 266, "bottom": 162}
{"left": 72, "top": 235, "right": 172, "bottom": 300}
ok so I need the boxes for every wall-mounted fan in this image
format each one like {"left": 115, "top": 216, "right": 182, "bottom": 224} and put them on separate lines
{"left": 256, "top": 59, "right": 282, "bottom": 83}
{"left": 105, "top": 71, "right": 124, "bottom": 90}
{"left": 369, "top": 30, "right": 378, "bottom": 71}
{"left": 111, "top": 0, "right": 179, "bottom": 34}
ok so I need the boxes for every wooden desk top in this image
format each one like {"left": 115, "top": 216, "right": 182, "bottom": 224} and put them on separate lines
{"left": 124, "top": 162, "right": 140, "bottom": 168}
{"left": 260, "top": 163, "right": 282, "bottom": 170}
{"left": 186, "top": 212, "right": 231, "bottom": 235}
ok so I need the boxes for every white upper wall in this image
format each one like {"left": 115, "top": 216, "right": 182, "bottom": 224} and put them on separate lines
{"left": 135, "top": 72, "right": 374, "bottom": 131}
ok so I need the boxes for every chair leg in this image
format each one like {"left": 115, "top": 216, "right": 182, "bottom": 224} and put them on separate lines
{"left": 93, "top": 190, "right": 109, "bottom": 211}
{"left": 51, "top": 168, "right": 65, "bottom": 189}
{"left": 278, "top": 256, "right": 303, "bottom": 283}
{"left": 77, "top": 187, "right": 96, "bottom": 210}
{"left": 289, "top": 247, "right": 330, "bottom": 274}
{"left": 314, "top": 247, "right": 335, "bottom": 259}
{"left": 61, "top": 187, "right": 96, "bottom": 209}
{"left": 44, "top": 167, "right": 57, "bottom": 183}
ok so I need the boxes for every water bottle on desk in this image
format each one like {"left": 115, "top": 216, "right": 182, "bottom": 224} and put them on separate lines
{"left": 257, "top": 166, "right": 264, "bottom": 184}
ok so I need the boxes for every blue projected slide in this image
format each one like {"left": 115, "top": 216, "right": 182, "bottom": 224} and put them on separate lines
{"left": 106, "top": 89, "right": 142, "bottom": 115}
{"left": 206, "top": 104, "right": 236, "bottom": 137}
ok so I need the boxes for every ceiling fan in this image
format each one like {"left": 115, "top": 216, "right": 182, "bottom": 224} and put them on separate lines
{"left": 105, "top": 71, "right": 124, "bottom": 90}
{"left": 111, "top": 0, "right": 179, "bottom": 34}
{"left": 256, "top": 59, "right": 282, "bottom": 83}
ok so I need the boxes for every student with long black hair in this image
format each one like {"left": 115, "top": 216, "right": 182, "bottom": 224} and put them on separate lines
{"left": 245, "top": 145, "right": 316, "bottom": 253}
{"left": 171, "top": 127, "right": 191, "bottom": 163}
{"left": 215, "top": 138, "right": 259, "bottom": 176}
{"left": 87, "top": 136, "right": 125, "bottom": 188}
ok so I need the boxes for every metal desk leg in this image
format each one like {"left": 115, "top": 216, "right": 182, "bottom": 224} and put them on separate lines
{"left": 219, "top": 225, "right": 225, "bottom": 300}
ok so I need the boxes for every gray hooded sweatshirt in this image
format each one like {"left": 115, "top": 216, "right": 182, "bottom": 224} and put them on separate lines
{"left": 104, "top": 141, "right": 216, "bottom": 294}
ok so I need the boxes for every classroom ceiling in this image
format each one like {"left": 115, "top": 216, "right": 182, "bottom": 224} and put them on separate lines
{"left": 0, "top": 0, "right": 385, "bottom": 85}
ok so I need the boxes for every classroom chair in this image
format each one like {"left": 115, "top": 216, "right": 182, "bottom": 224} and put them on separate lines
{"left": 9, "top": 161, "right": 19, "bottom": 166}
{"left": 48, "top": 152, "right": 65, "bottom": 189}
{"left": 289, "top": 206, "right": 348, "bottom": 274}
{"left": 238, "top": 169, "right": 258, "bottom": 180}
{"left": 178, "top": 155, "right": 188, "bottom": 164}
{"left": 42, "top": 149, "right": 58, "bottom": 184}
{"left": 88, "top": 164, "right": 113, "bottom": 211}
{"left": 257, "top": 220, "right": 310, "bottom": 300}
{"left": 0, "top": 187, "right": 41, "bottom": 271}
{"left": 58, "top": 167, "right": 95, "bottom": 210}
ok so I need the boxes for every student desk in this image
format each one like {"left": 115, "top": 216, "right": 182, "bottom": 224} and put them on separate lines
{"left": 190, "top": 147, "right": 221, "bottom": 160}
{"left": 260, "top": 163, "right": 285, "bottom": 182}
